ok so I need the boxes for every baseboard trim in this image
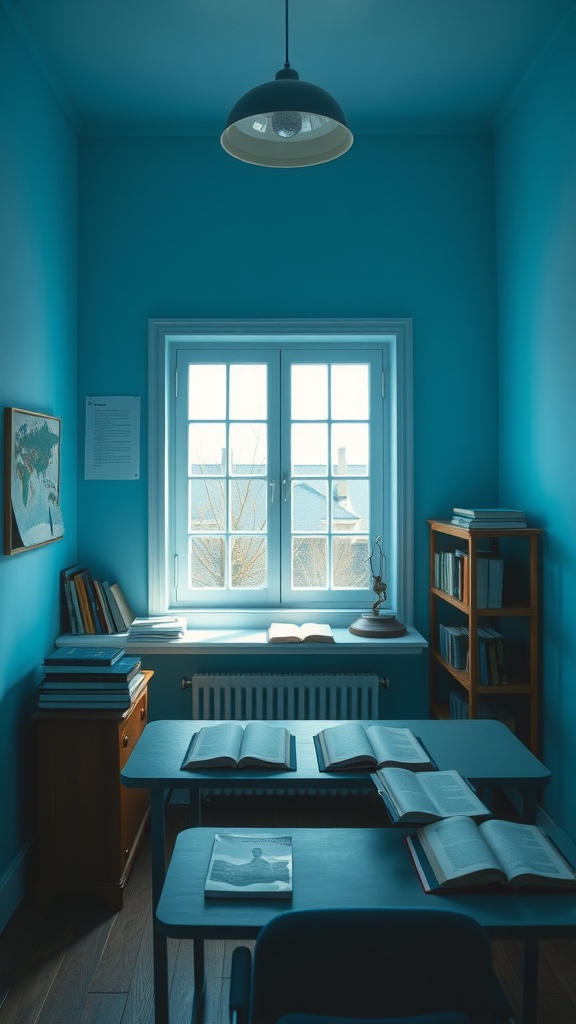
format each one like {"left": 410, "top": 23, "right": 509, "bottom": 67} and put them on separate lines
{"left": 0, "top": 837, "right": 35, "bottom": 934}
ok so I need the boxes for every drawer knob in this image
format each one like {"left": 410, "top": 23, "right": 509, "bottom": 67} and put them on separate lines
{"left": 123, "top": 735, "right": 129, "bottom": 748}
{"left": 140, "top": 707, "right": 146, "bottom": 721}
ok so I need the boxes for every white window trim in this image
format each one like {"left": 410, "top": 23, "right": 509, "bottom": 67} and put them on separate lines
{"left": 148, "top": 318, "right": 414, "bottom": 630}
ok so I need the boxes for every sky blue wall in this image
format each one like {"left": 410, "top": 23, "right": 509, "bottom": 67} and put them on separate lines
{"left": 77, "top": 132, "right": 499, "bottom": 629}
{"left": 495, "top": 11, "right": 576, "bottom": 831}
{"left": 5, "top": 0, "right": 575, "bottom": 934}
{"left": 0, "top": 7, "right": 78, "bottom": 925}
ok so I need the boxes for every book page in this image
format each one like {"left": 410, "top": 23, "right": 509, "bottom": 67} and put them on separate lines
{"left": 183, "top": 722, "right": 244, "bottom": 765}
{"left": 317, "top": 721, "right": 375, "bottom": 766}
{"left": 479, "top": 820, "right": 576, "bottom": 885}
{"left": 418, "top": 816, "right": 502, "bottom": 885}
{"left": 240, "top": 722, "right": 291, "bottom": 765}
{"left": 377, "top": 768, "right": 489, "bottom": 820}
{"left": 365, "top": 725, "right": 431, "bottom": 767}
{"left": 300, "top": 623, "right": 334, "bottom": 642}
{"left": 268, "top": 622, "right": 301, "bottom": 642}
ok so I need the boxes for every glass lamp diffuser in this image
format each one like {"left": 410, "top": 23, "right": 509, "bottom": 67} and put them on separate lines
{"left": 221, "top": 67, "right": 353, "bottom": 168}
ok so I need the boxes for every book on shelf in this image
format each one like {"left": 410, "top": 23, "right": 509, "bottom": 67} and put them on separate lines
{"left": 37, "top": 671, "right": 147, "bottom": 709}
{"left": 108, "top": 583, "right": 136, "bottom": 631}
{"left": 101, "top": 581, "right": 131, "bottom": 633}
{"left": 43, "top": 646, "right": 126, "bottom": 667}
{"left": 61, "top": 564, "right": 85, "bottom": 634}
{"left": 181, "top": 721, "right": 296, "bottom": 770}
{"left": 268, "top": 622, "right": 334, "bottom": 643}
{"left": 205, "top": 832, "right": 293, "bottom": 898}
{"left": 41, "top": 655, "right": 142, "bottom": 682}
{"left": 371, "top": 768, "right": 490, "bottom": 825}
{"left": 407, "top": 816, "right": 576, "bottom": 892}
{"left": 476, "top": 552, "right": 503, "bottom": 608}
{"left": 451, "top": 516, "right": 527, "bottom": 530}
{"left": 313, "top": 722, "right": 434, "bottom": 772}
{"left": 453, "top": 508, "right": 525, "bottom": 520}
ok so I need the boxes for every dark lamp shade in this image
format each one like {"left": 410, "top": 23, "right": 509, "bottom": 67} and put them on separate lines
{"left": 221, "top": 75, "right": 353, "bottom": 167}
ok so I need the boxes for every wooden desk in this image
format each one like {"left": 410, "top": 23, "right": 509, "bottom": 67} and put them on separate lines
{"left": 158, "top": 826, "right": 576, "bottom": 1024}
{"left": 121, "top": 718, "right": 551, "bottom": 1024}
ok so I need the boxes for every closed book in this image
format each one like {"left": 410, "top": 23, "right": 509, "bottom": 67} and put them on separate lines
{"left": 60, "top": 564, "right": 84, "bottom": 634}
{"left": 42, "top": 655, "right": 141, "bottom": 681}
{"left": 43, "top": 646, "right": 125, "bottom": 667}
{"left": 204, "top": 833, "right": 293, "bottom": 898}
{"left": 453, "top": 508, "right": 525, "bottom": 519}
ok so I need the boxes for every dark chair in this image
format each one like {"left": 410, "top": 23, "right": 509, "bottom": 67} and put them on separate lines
{"left": 228, "top": 908, "right": 515, "bottom": 1024}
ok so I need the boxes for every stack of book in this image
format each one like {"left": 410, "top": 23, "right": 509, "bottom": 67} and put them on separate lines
{"left": 61, "top": 565, "right": 136, "bottom": 635}
{"left": 37, "top": 647, "right": 145, "bottom": 709}
{"left": 450, "top": 508, "right": 527, "bottom": 529}
{"left": 127, "top": 616, "right": 187, "bottom": 641}
{"left": 438, "top": 624, "right": 507, "bottom": 684}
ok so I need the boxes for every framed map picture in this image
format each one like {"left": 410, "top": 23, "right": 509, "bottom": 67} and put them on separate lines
{"left": 3, "top": 407, "right": 64, "bottom": 555}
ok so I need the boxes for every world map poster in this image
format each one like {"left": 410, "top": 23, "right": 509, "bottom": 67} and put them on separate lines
{"left": 4, "top": 407, "right": 64, "bottom": 554}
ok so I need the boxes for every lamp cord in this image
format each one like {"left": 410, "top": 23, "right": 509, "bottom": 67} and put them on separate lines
{"left": 284, "top": 0, "right": 290, "bottom": 68}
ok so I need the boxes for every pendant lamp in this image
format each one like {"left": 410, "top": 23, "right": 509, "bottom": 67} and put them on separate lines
{"left": 221, "top": 0, "right": 353, "bottom": 168}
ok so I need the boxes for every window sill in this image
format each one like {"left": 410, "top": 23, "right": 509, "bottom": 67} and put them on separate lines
{"left": 55, "top": 626, "right": 427, "bottom": 655}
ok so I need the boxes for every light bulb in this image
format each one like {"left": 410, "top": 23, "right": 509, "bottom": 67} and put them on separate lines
{"left": 271, "top": 110, "right": 303, "bottom": 138}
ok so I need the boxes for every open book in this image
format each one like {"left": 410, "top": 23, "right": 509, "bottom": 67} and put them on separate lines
{"left": 314, "top": 722, "right": 434, "bottom": 772}
{"left": 205, "top": 833, "right": 293, "bottom": 898}
{"left": 407, "top": 816, "right": 576, "bottom": 891}
{"left": 181, "top": 721, "right": 296, "bottom": 770}
{"left": 268, "top": 622, "right": 334, "bottom": 643}
{"left": 371, "top": 768, "right": 490, "bottom": 824}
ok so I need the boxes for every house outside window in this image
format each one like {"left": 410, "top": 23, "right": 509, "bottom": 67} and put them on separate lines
{"left": 148, "top": 319, "right": 414, "bottom": 630}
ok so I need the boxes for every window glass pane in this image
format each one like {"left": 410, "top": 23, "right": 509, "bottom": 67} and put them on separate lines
{"left": 189, "top": 536, "right": 225, "bottom": 588}
{"left": 331, "top": 424, "right": 369, "bottom": 475}
{"left": 292, "top": 480, "right": 328, "bottom": 534}
{"left": 291, "top": 365, "right": 328, "bottom": 419}
{"left": 331, "top": 364, "right": 369, "bottom": 419}
{"left": 189, "top": 423, "right": 226, "bottom": 475}
{"left": 188, "top": 365, "right": 226, "bottom": 419}
{"left": 291, "top": 423, "right": 328, "bottom": 475}
{"left": 229, "top": 423, "right": 267, "bottom": 476}
{"left": 231, "top": 480, "right": 267, "bottom": 532}
{"left": 230, "top": 537, "right": 266, "bottom": 588}
{"left": 230, "top": 364, "right": 267, "bottom": 419}
{"left": 292, "top": 537, "right": 328, "bottom": 589}
{"left": 189, "top": 479, "right": 226, "bottom": 531}
{"left": 333, "top": 478, "right": 369, "bottom": 532}
{"left": 332, "top": 536, "right": 371, "bottom": 588}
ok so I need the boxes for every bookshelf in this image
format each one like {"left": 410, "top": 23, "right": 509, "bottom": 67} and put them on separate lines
{"left": 428, "top": 520, "right": 542, "bottom": 754}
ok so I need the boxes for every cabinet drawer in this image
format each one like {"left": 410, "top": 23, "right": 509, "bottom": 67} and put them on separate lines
{"left": 119, "top": 690, "right": 147, "bottom": 767}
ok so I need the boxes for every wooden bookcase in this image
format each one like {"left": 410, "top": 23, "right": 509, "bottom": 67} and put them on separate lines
{"left": 428, "top": 520, "right": 541, "bottom": 754}
{"left": 34, "top": 670, "right": 152, "bottom": 909}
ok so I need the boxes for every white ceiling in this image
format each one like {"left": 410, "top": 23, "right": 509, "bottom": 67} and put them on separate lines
{"left": 4, "top": 0, "right": 575, "bottom": 134}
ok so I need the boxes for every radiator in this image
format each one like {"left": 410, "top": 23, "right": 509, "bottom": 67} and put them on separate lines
{"left": 183, "top": 673, "right": 382, "bottom": 721}
{"left": 181, "top": 673, "right": 383, "bottom": 800}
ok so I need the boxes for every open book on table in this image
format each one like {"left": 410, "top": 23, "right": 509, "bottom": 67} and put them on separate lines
{"left": 205, "top": 832, "right": 293, "bottom": 898}
{"left": 407, "top": 816, "right": 576, "bottom": 892}
{"left": 181, "top": 721, "right": 296, "bottom": 770}
{"left": 371, "top": 768, "right": 490, "bottom": 824}
{"left": 268, "top": 622, "right": 334, "bottom": 643}
{"left": 314, "top": 722, "right": 435, "bottom": 771}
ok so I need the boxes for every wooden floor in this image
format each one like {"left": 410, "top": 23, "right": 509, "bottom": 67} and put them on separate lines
{"left": 1, "top": 793, "right": 576, "bottom": 1024}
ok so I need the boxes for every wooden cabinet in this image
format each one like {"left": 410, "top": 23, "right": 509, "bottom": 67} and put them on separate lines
{"left": 428, "top": 521, "right": 541, "bottom": 754}
{"left": 34, "top": 671, "right": 152, "bottom": 909}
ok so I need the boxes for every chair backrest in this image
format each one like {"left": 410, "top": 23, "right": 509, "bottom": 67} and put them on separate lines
{"left": 248, "top": 908, "right": 495, "bottom": 1024}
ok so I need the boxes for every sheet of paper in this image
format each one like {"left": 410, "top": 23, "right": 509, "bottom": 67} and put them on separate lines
{"left": 85, "top": 396, "right": 140, "bottom": 479}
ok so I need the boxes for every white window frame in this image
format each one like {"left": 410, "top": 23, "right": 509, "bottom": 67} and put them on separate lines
{"left": 148, "top": 318, "right": 414, "bottom": 630}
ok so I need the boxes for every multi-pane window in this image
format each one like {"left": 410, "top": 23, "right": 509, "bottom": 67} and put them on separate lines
{"left": 148, "top": 320, "right": 413, "bottom": 627}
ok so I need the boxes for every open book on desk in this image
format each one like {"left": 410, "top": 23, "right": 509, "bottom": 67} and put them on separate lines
{"left": 181, "top": 721, "right": 296, "bottom": 770}
{"left": 268, "top": 622, "right": 334, "bottom": 643}
{"left": 407, "top": 816, "right": 576, "bottom": 892}
{"left": 314, "top": 722, "right": 435, "bottom": 771}
{"left": 371, "top": 768, "right": 490, "bottom": 824}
